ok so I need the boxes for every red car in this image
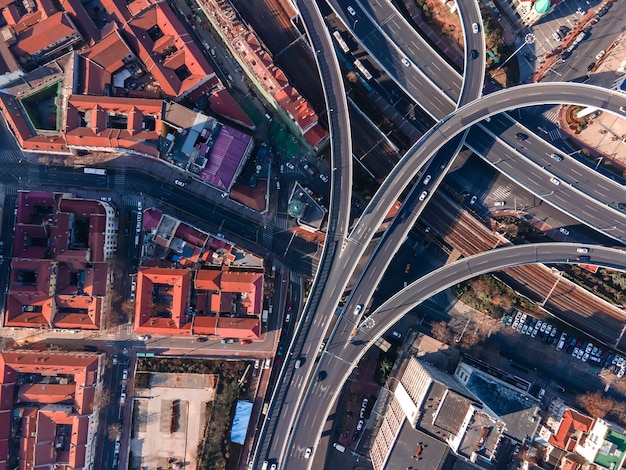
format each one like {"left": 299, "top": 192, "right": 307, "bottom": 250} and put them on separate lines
{"left": 240, "top": 339, "right": 252, "bottom": 345}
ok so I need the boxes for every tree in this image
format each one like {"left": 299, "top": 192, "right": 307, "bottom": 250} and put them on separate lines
{"left": 107, "top": 423, "right": 121, "bottom": 440}
{"left": 94, "top": 389, "right": 110, "bottom": 409}
{"left": 379, "top": 358, "right": 393, "bottom": 378}
{"left": 577, "top": 391, "right": 615, "bottom": 419}
{"left": 430, "top": 321, "right": 454, "bottom": 345}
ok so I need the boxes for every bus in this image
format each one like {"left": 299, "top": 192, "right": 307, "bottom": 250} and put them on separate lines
{"left": 332, "top": 31, "right": 350, "bottom": 54}
{"left": 354, "top": 59, "right": 373, "bottom": 81}
{"left": 84, "top": 168, "right": 107, "bottom": 175}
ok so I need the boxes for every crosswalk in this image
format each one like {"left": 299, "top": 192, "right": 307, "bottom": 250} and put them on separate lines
{"left": 542, "top": 110, "right": 560, "bottom": 125}
{"left": 261, "top": 225, "right": 274, "bottom": 250}
{"left": 123, "top": 194, "right": 143, "bottom": 209}
{"left": 490, "top": 184, "right": 512, "bottom": 202}
{"left": 114, "top": 169, "right": 126, "bottom": 193}
{"left": 102, "top": 323, "right": 134, "bottom": 339}
{"left": 548, "top": 129, "right": 562, "bottom": 141}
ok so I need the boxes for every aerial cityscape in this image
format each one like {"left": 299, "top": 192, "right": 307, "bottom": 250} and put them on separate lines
{"left": 0, "top": 0, "right": 625, "bottom": 468}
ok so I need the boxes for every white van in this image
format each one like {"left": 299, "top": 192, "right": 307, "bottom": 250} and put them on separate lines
{"left": 264, "top": 358, "right": 271, "bottom": 369}
{"left": 333, "top": 443, "right": 346, "bottom": 453}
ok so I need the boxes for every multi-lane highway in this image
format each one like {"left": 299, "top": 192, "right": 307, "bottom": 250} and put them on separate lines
{"left": 258, "top": 81, "right": 626, "bottom": 468}
{"left": 252, "top": 0, "right": 355, "bottom": 465}
{"left": 328, "top": 0, "right": 626, "bottom": 241}
{"left": 456, "top": 0, "right": 486, "bottom": 105}
{"left": 286, "top": 243, "right": 626, "bottom": 466}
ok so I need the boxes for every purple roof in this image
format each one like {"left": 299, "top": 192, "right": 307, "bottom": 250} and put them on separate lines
{"left": 200, "top": 125, "right": 252, "bottom": 189}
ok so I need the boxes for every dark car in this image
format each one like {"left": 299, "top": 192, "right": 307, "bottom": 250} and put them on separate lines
{"left": 470, "top": 49, "right": 479, "bottom": 59}
{"left": 598, "top": 7, "right": 608, "bottom": 16}
{"left": 578, "top": 255, "right": 591, "bottom": 262}
{"left": 196, "top": 337, "right": 208, "bottom": 342}
{"left": 515, "top": 132, "right": 528, "bottom": 141}
{"left": 587, "top": 62, "right": 596, "bottom": 72}
{"left": 317, "top": 371, "right": 327, "bottom": 382}
{"left": 618, "top": 202, "right": 626, "bottom": 210}
{"left": 561, "top": 51, "right": 572, "bottom": 60}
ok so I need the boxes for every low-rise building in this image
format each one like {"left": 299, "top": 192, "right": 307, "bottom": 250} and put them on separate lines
{"left": 0, "top": 350, "right": 104, "bottom": 470}
{"left": 4, "top": 191, "right": 117, "bottom": 330}
{"left": 134, "top": 209, "right": 264, "bottom": 338}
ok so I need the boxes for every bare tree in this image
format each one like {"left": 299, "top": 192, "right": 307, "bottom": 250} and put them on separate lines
{"left": 94, "top": 389, "right": 110, "bottom": 409}
{"left": 577, "top": 392, "right": 615, "bottom": 419}
{"left": 107, "top": 423, "right": 121, "bottom": 440}
{"left": 430, "top": 321, "right": 454, "bottom": 345}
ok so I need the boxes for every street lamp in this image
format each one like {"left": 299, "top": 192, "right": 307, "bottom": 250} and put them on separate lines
{"left": 539, "top": 190, "right": 554, "bottom": 198}
{"left": 498, "top": 33, "right": 535, "bottom": 70}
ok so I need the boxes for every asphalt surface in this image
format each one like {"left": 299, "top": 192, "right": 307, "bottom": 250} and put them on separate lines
{"left": 286, "top": 243, "right": 626, "bottom": 467}
{"left": 253, "top": 0, "right": 355, "bottom": 466}
{"left": 542, "top": 3, "right": 626, "bottom": 82}
{"left": 263, "top": 82, "right": 626, "bottom": 468}
{"left": 330, "top": 0, "right": 626, "bottom": 242}
{"left": 328, "top": 0, "right": 459, "bottom": 118}
{"left": 456, "top": 0, "right": 486, "bottom": 106}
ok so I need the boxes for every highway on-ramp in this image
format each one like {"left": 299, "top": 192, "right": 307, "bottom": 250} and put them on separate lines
{"left": 252, "top": 0, "right": 354, "bottom": 466}
{"left": 268, "top": 82, "right": 626, "bottom": 468}
{"left": 287, "top": 243, "right": 626, "bottom": 467}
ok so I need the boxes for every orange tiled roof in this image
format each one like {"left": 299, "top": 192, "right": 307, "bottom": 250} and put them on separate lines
{"left": 549, "top": 409, "right": 594, "bottom": 451}
{"left": 12, "top": 12, "right": 79, "bottom": 57}
{"left": 0, "top": 351, "right": 100, "bottom": 470}
{"left": 134, "top": 267, "right": 191, "bottom": 332}
{"left": 122, "top": 1, "right": 215, "bottom": 98}
{"left": 82, "top": 28, "right": 134, "bottom": 73}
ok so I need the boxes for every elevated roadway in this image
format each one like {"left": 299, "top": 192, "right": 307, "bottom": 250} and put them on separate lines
{"left": 287, "top": 243, "right": 626, "bottom": 467}
{"left": 329, "top": 0, "right": 626, "bottom": 240}
{"left": 252, "top": 0, "right": 354, "bottom": 465}
{"left": 270, "top": 82, "right": 626, "bottom": 468}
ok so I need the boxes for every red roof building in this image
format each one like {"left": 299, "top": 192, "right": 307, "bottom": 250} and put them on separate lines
{"left": 4, "top": 191, "right": 117, "bottom": 330}
{"left": 0, "top": 351, "right": 102, "bottom": 470}
{"left": 203, "top": 0, "right": 328, "bottom": 151}
{"left": 549, "top": 409, "right": 595, "bottom": 451}
{"left": 81, "top": 26, "right": 135, "bottom": 74}
{"left": 64, "top": 94, "right": 163, "bottom": 157}
{"left": 9, "top": 11, "right": 81, "bottom": 59}
{"left": 121, "top": 1, "right": 217, "bottom": 99}
{"left": 134, "top": 266, "right": 263, "bottom": 338}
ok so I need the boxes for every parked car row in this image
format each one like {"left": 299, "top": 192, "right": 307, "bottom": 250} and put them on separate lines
{"left": 505, "top": 311, "right": 626, "bottom": 377}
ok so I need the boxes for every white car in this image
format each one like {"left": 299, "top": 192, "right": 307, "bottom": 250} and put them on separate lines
{"left": 559, "top": 227, "right": 570, "bottom": 236}
{"left": 422, "top": 175, "right": 431, "bottom": 185}
{"left": 356, "top": 419, "right": 364, "bottom": 431}
{"left": 304, "top": 448, "right": 312, "bottom": 459}
{"left": 120, "top": 393, "right": 126, "bottom": 405}
{"left": 138, "top": 335, "right": 151, "bottom": 341}
{"left": 545, "top": 325, "right": 552, "bottom": 335}
{"left": 550, "top": 177, "right": 561, "bottom": 185}
{"left": 319, "top": 173, "right": 329, "bottom": 183}
{"left": 122, "top": 370, "right": 128, "bottom": 381}
{"left": 577, "top": 248, "right": 589, "bottom": 253}
{"left": 174, "top": 179, "right": 186, "bottom": 187}
{"left": 354, "top": 304, "right": 363, "bottom": 316}
{"left": 347, "top": 5, "right": 356, "bottom": 15}
{"left": 419, "top": 190, "right": 428, "bottom": 201}
{"left": 472, "top": 22, "right": 479, "bottom": 33}
{"left": 401, "top": 57, "right": 411, "bottom": 67}
{"left": 596, "top": 50, "right": 606, "bottom": 60}
{"left": 494, "top": 201, "right": 505, "bottom": 207}
{"left": 286, "top": 162, "right": 295, "bottom": 170}
{"left": 470, "top": 195, "right": 477, "bottom": 205}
